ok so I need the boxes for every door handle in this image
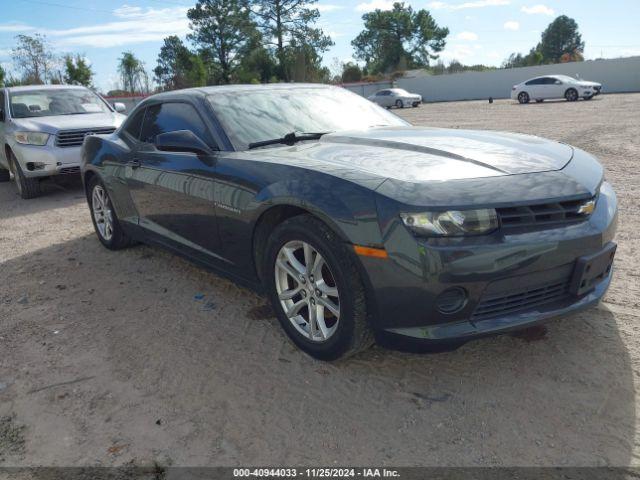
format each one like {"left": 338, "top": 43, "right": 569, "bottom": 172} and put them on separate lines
{"left": 126, "top": 159, "right": 141, "bottom": 169}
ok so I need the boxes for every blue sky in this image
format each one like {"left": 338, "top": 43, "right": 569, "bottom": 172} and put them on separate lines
{"left": 1, "top": 0, "right": 639, "bottom": 92}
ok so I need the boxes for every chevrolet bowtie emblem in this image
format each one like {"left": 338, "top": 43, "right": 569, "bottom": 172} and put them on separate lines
{"left": 577, "top": 199, "right": 596, "bottom": 215}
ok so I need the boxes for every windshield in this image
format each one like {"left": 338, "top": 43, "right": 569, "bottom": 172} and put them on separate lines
{"left": 555, "top": 75, "right": 580, "bottom": 83}
{"left": 9, "top": 88, "right": 112, "bottom": 118}
{"left": 207, "top": 86, "right": 408, "bottom": 150}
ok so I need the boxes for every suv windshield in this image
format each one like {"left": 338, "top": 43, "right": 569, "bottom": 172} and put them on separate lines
{"left": 9, "top": 88, "right": 112, "bottom": 118}
{"left": 207, "top": 87, "right": 408, "bottom": 150}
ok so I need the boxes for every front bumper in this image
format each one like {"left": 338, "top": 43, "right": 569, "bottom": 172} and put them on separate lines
{"left": 11, "top": 142, "right": 82, "bottom": 178}
{"left": 360, "top": 182, "right": 618, "bottom": 341}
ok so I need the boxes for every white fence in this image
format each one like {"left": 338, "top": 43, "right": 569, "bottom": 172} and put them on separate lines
{"left": 345, "top": 56, "right": 640, "bottom": 103}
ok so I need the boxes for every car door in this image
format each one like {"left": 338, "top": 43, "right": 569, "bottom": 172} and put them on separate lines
{"left": 547, "top": 77, "right": 565, "bottom": 98}
{"left": 524, "top": 78, "right": 543, "bottom": 99}
{"left": 0, "top": 90, "right": 8, "bottom": 170}
{"left": 376, "top": 90, "right": 391, "bottom": 107}
{"left": 125, "top": 101, "right": 224, "bottom": 261}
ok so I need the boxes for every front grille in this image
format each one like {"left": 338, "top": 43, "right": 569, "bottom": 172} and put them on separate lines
{"left": 55, "top": 127, "right": 116, "bottom": 148}
{"left": 59, "top": 166, "right": 80, "bottom": 175}
{"left": 497, "top": 197, "right": 594, "bottom": 230}
{"left": 472, "top": 279, "right": 570, "bottom": 322}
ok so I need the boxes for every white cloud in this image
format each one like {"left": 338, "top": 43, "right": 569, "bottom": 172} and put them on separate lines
{"left": 456, "top": 31, "right": 479, "bottom": 41}
{"left": 0, "top": 23, "right": 35, "bottom": 33}
{"left": 355, "top": 0, "right": 395, "bottom": 12}
{"left": 503, "top": 20, "right": 520, "bottom": 31}
{"left": 440, "top": 43, "right": 479, "bottom": 61}
{"left": 428, "top": 0, "right": 509, "bottom": 10}
{"left": 46, "top": 5, "right": 190, "bottom": 48}
{"left": 316, "top": 4, "right": 344, "bottom": 13}
{"left": 521, "top": 4, "right": 554, "bottom": 15}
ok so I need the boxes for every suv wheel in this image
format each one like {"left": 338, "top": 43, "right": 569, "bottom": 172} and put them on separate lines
{"left": 10, "top": 153, "right": 41, "bottom": 199}
{"left": 265, "top": 215, "right": 373, "bottom": 360}
{"left": 88, "top": 176, "right": 134, "bottom": 250}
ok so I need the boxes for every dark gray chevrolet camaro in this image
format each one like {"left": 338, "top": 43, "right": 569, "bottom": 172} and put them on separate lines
{"left": 81, "top": 84, "right": 617, "bottom": 360}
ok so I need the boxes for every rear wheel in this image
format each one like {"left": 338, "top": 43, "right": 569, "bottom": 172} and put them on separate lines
{"left": 265, "top": 215, "right": 373, "bottom": 360}
{"left": 9, "top": 152, "right": 41, "bottom": 199}
{"left": 88, "top": 176, "right": 134, "bottom": 250}
{"left": 395, "top": 99, "right": 403, "bottom": 109}
{"left": 565, "top": 88, "right": 579, "bottom": 102}
{"left": 518, "top": 92, "right": 530, "bottom": 104}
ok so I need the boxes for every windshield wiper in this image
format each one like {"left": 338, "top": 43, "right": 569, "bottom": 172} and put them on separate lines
{"left": 248, "top": 131, "right": 330, "bottom": 150}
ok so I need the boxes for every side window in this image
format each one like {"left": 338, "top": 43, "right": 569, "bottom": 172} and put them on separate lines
{"left": 140, "top": 102, "right": 210, "bottom": 145}
{"left": 123, "top": 107, "right": 146, "bottom": 140}
{"left": 525, "top": 78, "right": 541, "bottom": 86}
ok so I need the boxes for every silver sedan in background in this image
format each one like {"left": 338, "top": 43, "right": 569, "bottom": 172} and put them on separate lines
{"left": 368, "top": 88, "right": 422, "bottom": 109}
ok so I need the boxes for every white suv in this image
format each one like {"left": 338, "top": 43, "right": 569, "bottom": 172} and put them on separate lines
{"left": 511, "top": 75, "right": 602, "bottom": 104}
{"left": 0, "top": 85, "right": 126, "bottom": 199}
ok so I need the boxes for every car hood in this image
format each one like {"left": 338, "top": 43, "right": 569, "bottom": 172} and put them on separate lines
{"left": 11, "top": 112, "right": 125, "bottom": 135}
{"left": 575, "top": 80, "right": 601, "bottom": 87}
{"left": 277, "top": 127, "right": 574, "bottom": 183}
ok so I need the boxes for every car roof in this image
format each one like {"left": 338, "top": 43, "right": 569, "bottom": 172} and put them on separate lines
{"left": 6, "top": 84, "right": 90, "bottom": 93}
{"left": 149, "top": 82, "right": 339, "bottom": 102}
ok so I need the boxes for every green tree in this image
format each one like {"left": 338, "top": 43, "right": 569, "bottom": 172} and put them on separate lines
{"left": 281, "top": 41, "right": 330, "bottom": 82}
{"left": 154, "top": 36, "right": 206, "bottom": 90}
{"left": 11, "top": 34, "right": 57, "bottom": 84}
{"left": 251, "top": 0, "right": 333, "bottom": 81}
{"left": 352, "top": 2, "right": 448, "bottom": 74}
{"left": 539, "top": 15, "right": 584, "bottom": 64}
{"left": 341, "top": 62, "right": 362, "bottom": 83}
{"left": 0, "top": 65, "right": 5, "bottom": 87}
{"left": 63, "top": 54, "right": 93, "bottom": 86}
{"left": 236, "top": 31, "right": 278, "bottom": 83}
{"left": 118, "top": 51, "right": 148, "bottom": 93}
{"left": 187, "top": 0, "right": 258, "bottom": 84}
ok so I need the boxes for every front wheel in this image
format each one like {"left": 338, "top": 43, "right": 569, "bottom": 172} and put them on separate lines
{"left": 565, "top": 88, "right": 579, "bottom": 102}
{"left": 265, "top": 215, "right": 373, "bottom": 360}
{"left": 10, "top": 153, "right": 41, "bottom": 199}
{"left": 88, "top": 177, "right": 134, "bottom": 250}
{"left": 518, "top": 92, "right": 530, "bottom": 104}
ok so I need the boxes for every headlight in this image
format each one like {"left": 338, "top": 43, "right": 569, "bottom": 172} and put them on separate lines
{"left": 400, "top": 209, "right": 498, "bottom": 237}
{"left": 14, "top": 132, "right": 50, "bottom": 146}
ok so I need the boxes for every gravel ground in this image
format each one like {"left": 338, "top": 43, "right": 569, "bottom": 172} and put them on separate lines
{"left": 0, "top": 93, "right": 639, "bottom": 468}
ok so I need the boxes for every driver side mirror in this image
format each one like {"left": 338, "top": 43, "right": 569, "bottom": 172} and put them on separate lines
{"left": 155, "top": 130, "right": 213, "bottom": 155}
{"left": 113, "top": 102, "right": 126, "bottom": 113}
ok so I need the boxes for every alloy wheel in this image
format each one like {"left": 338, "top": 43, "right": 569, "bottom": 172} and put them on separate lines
{"left": 274, "top": 240, "right": 340, "bottom": 342}
{"left": 92, "top": 184, "right": 114, "bottom": 241}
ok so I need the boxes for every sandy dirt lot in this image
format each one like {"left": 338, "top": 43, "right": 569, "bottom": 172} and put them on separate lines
{"left": 1, "top": 93, "right": 639, "bottom": 468}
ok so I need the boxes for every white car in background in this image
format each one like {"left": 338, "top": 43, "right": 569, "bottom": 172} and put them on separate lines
{"left": 511, "top": 75, "right": 602, "bottom": 104}
{"left": 0, "top": 85, "right": 126, "bottom": 199}
{"left": 368, "top": 88, "right": 422, "bottom": 109}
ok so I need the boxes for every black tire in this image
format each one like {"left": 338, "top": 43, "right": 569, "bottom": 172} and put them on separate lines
{"left": 518, "top": 92, "right": 530, "bottom": 104}
{"left": 88, "top": 176, "right": 135, "bottom": 250}
{"left": 412, "top": 102, "right": 419, "bottom": 108}
{"left": 584, "top": 95, "right": 593, "bottom": 101}
{"left": 565, "top": 88, "right": 579, "bottom": 102}
{"left": 395, "top": 99, "right": 403, "bottom": 109}
{"left": 9, "top": 152, "right": 41, "bottom": 199}
{"left": 265, "top": 214, "right": 374, "bottom": 360}
{"left": 0, "top": 168, "right": 10, "bottom": 182}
